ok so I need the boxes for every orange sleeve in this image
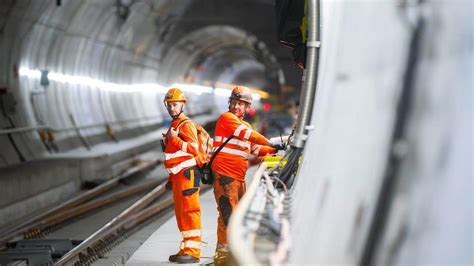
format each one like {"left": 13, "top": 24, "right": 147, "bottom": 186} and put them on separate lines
{"left": 251, "top": 143, "right": 276, "bottom": 157}
{"left": 169, "top": 122, "right": 200, "bottom": 156}
{"left": 221, "top": 112, "right": 271, "bottom": 146}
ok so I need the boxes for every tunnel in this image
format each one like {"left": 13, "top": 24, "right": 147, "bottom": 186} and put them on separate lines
{"left": 0, "top": 0, "right": 301, "bottom": 226}
{"left": 0, "top": 0, "right": 472, "bottom": 265}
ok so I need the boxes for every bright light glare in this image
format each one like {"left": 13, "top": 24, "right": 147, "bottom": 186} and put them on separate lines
{"left": 19, "top": 67, "right": 41, "bottom": 79}
{"left": 18, "top": 67, "right": 260, "bottom": 101}
{"left": 252, "top": 93, "right": 261, "bottom": 101}
{"left": 172, "top": 83, "right": 214, "bottom": 95}
{"left": 214, "top": 87, "right": 232, "bottom": 96}
{"left": 19, "top": 67, "right": 167, "bottom": 93}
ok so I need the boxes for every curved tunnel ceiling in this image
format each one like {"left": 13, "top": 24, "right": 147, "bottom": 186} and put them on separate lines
{"left": 0, "top": 0, "right": 297, "bottom": 165}
{"left": 160, "top": 25, "right": 283, "bottom": 90}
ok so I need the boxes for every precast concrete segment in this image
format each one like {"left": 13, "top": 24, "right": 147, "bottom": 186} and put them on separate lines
{"left": 371, "top": 1, "right": 473, "bottom": 265}
{"left": 289, "top": 0, "right": 472, "bottom": 265}
{"left": 289, "top": 1, "right": 409, "bottom": 263}
{"left": 0, "top": 0, "right": 284, "bottom": 167}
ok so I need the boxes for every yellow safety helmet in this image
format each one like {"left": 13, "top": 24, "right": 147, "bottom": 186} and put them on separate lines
{"left": 229, "top": 86, "right": 252, "bottom": 104}
{"left": 164, "top": 88, "right": 187, "bottom": 103}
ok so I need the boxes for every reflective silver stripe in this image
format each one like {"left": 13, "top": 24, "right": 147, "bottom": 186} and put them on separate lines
{"left": 220, "top": 147, "right": 249, "bottom": 158}
{"left": 181, "top": 229, "right": 201, "bottom": 238}
{"left": 182, "top": 142, "right": 188, "bottom": 151}
{"left": 165, "top": 158, "right": 197, "bottom": 174}
{"left": 234, "top": 125, "right": 246, "bottom": 137}
{"left": 251, "top": 145, "right": 261, "bottom": 155}
{"left": 228, "top": 139, "right": 250, "bottom": 149}
{"left": 165, "top": 150, "right": 193, "bottom": 160}
{"left": 180, "top": 240, "right": 201, "bottom": 250}
{"left": 243, "top": 128, "right": 252, "bottom": 140}
{"left": 214, "top": 135, "right": 249, "bottom": 149}
{"left": 190, "top": 142, "right": 198, "bottom": 150}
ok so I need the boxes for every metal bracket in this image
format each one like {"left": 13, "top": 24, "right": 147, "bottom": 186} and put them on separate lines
{"left": 307, "top": 41, "right": 321, "bottom": 48}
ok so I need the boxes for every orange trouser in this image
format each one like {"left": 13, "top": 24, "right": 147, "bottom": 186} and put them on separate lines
{"left": 213, "top": 171, "right": 246, "bottom": 250}
{"left": 171, "top": 166, "right": 202, "bottom": 258}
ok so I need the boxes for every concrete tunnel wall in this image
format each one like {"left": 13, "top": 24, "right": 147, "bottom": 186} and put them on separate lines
{"left": 0, "top": 0, "right": 283, "bottom": 227}
{"left": 290, "top": 0, "right": 472, "bottom": 265}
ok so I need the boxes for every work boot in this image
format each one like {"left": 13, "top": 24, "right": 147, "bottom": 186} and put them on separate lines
{"left": 168, "top": 253, "right": 180, "bottom": 262}
{"left": 176, "top": 254, "right": 199, "bottom": 263}
{"left": 214, "top": 249, "right": 228, "bottom": 265}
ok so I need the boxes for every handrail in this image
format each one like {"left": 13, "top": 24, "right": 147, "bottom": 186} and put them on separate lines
{"left": 0, "top": 109, "right": 214, "bottom": 136}
{"left": 0, "top": 115, "right": 163, "bottom": 136}
{"left": 228, "top": 163, "right": 268, "bottom": 265}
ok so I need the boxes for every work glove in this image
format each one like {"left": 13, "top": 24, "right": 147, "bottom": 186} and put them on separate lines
{"left": 270, "top": 139, "right": 286, "bottom": 151}
{"left": 167, "top": 127, "right": 178, "bottom": 139}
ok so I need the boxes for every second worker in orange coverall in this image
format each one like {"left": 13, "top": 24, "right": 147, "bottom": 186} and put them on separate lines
{"left": 162, "top": 88, "right": 205, "bottom": 264}
{"left": 211, "top": 86, "right": 286, "bottom": 263}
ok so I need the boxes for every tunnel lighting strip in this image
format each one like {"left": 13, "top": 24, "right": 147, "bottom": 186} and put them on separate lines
{"left": 18, "top": 67, "right": 262, "bottom": 100}
{"left": 2, "top": 67, "right": 262, "bottom": 136}
{"left": 19, "top": 67, "right": 168, "bottom": 93}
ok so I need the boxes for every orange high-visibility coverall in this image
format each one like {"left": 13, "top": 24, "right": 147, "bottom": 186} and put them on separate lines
{"left": 211, "top": 111, "right": 276, "bottom": 255}
{"left": 164, "top": 113, "right": 203, "bottom": 258}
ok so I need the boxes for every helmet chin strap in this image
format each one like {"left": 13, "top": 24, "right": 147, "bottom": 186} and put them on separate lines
{"left": 169, "top": 105, "right": 184, "bottom": 120}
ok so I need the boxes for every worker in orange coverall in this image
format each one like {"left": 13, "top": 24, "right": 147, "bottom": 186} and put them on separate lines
{"left": 162, "top": 88, "right": 205, "bottom": 264}
{"left": 211, "top": 86, "right": 286, "bottom": 263}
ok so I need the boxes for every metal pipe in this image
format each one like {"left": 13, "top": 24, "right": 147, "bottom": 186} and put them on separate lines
{"left": 0, "top": 126, "right": 50, "bottom": 135}
{"left": 292, "top": 0, "right": 321, "bottom": 148}
{"left": 0, "top": 107, "right": 214, "bottom": 136}
{"left": 0, "top": 115, "right": 162, "bottom": 136}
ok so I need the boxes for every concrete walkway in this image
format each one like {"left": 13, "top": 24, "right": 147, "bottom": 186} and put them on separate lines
{"left": 126, "top": 187, "right": 217, "bottom": 265}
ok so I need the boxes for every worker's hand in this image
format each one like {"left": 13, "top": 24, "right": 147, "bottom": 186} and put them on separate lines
{"left": 167, "top": 127, "right": 178, "bottom": 139}
{"left": 270, "top": 139, "right": 286, "bottom": 151}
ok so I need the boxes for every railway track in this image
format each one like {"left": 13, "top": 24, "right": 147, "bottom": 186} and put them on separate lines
{"left": 0, "top": 158, "right": 177, "bottom": 266}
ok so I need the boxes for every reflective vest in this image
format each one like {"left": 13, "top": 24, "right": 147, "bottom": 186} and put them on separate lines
{"left": 211, "top": 112, "right": 275, "bottom": 181}
{"left": 163, "top": 114, "right": 201, "bottom": 175}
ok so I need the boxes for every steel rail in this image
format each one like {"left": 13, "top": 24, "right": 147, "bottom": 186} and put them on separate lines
{"left": 0, "top": 159, "right": 160, "bottom": 246}
{"left": 23, "top": 179, "right": 163, "bottom": 239}
{"left": 67, "top": 196, "right": 175, "bottom": 266}
{"left": 55, "top": 182, "right": 168, "bottom": 265}
{"left": 66, "top": 188, "right": 215, "bottom": 265}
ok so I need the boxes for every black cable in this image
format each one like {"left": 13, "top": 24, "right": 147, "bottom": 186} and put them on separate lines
{"left": 359, "top": 2, "right": 425, "bottom": 265}
{"left": 276, "top": 147, "right": 302, "bottom": 188}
